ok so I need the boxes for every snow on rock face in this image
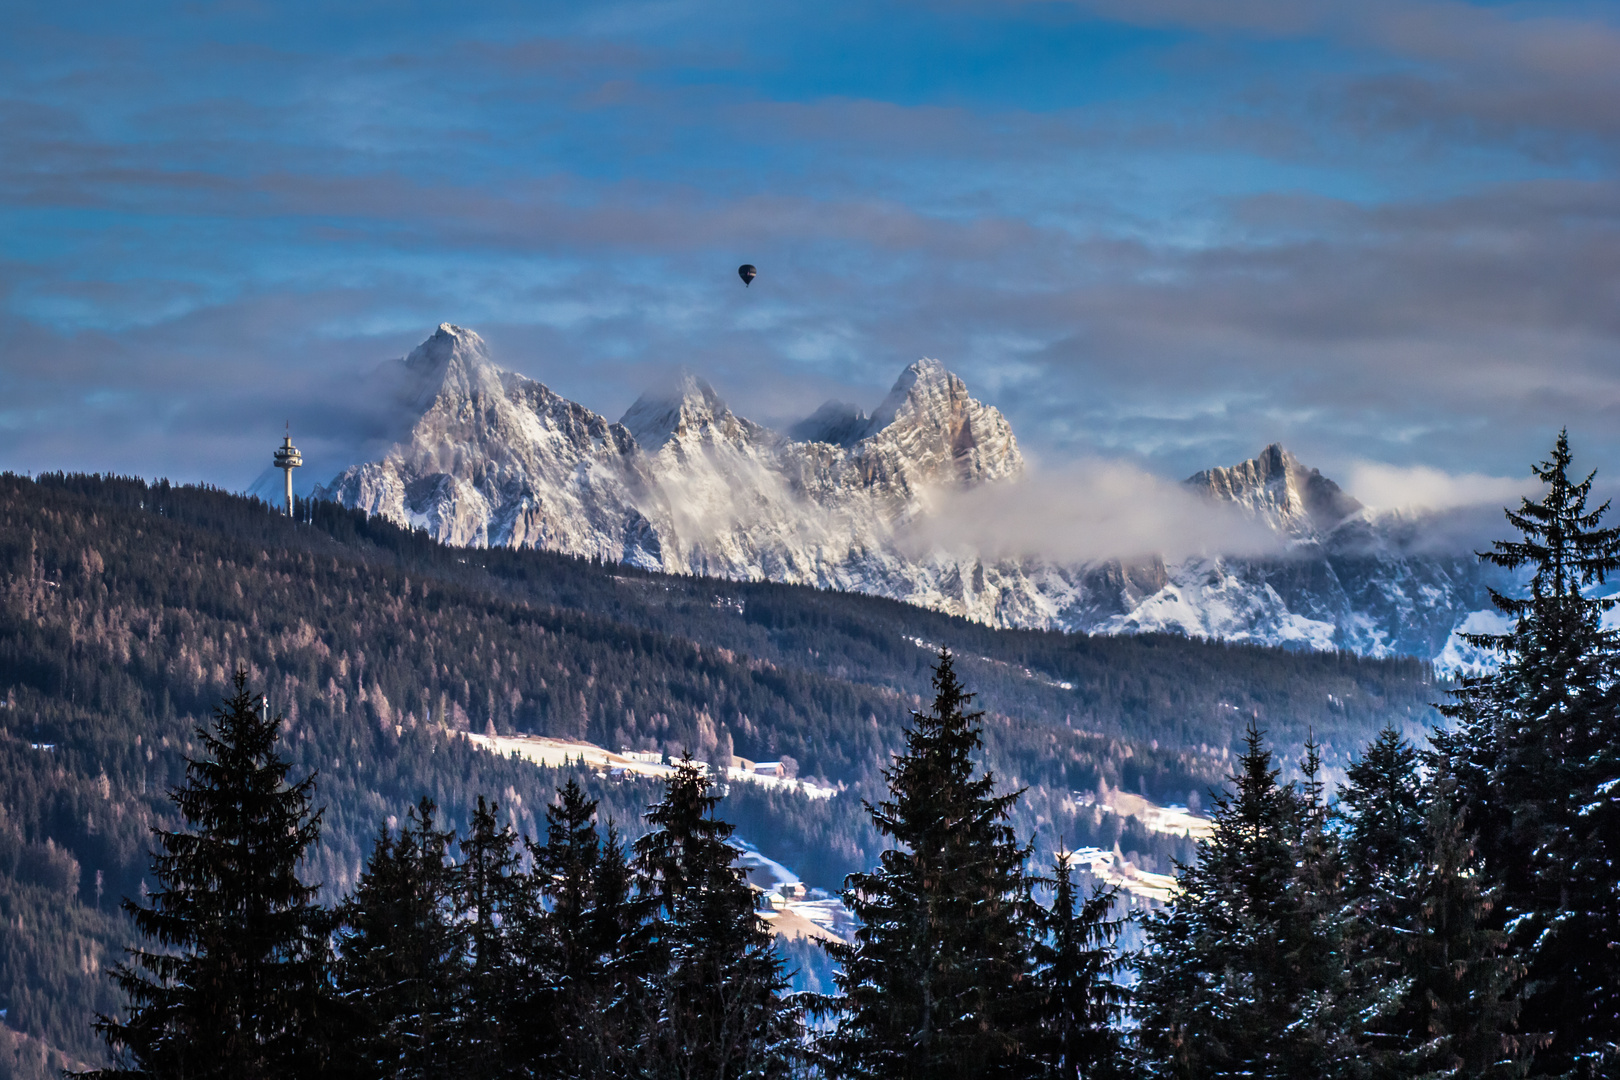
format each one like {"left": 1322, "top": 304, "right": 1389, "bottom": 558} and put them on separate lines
{"left": 860, "top": 358, "right": 1023, "bottom": 489}
{"left": 318, "top": 325, "right": 665, "bottom": 566}
{"left": 319, "top": 325, "right": 1502, "bottom": 662}
{"left": 1186, "top": 443, "right": 1363, "bottom": 539}
{"left": 620, "top": 372, "right": 768, "bottom": 453}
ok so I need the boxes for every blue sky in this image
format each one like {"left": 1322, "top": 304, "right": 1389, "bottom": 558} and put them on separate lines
{"left": 3, "top": 0, "right": 1619, "bottom": 504}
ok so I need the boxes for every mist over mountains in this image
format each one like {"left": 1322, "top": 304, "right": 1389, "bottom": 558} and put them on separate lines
{"left": 316, "top": 324, "right": 1508, "bottom": 664}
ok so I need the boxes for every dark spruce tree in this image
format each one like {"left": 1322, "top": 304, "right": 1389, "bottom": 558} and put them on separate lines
{"left": 822, "top": 650, "right": 1038, "bottom": 1080}
{"left": 632, "top": 756, "right": 799, "bottom": 1079}
{"left": 1135, "top": 724, "right": 1363, "bottom": 1079}
{"left": 519, "top": 779, "right": 647, "bottom": 1078}
{"left": 1287, "top": 737, "right": 1370, "bottom": 1072}
{"left": 1030, "top": 854, "right": 1130, "bottom": 1080}
{"left": 584, "top": 826, "right": 645, "bottom": 1067}
{"left": 1338, "top": 727, "right": 1426, "bottom": 899}
{"left": 333, "top": 798, "right": 463, "bottom": 1080}
{"left": 454, "top": 796, "right": 524, "bottom": 1079}
{"left": 1335, "top": 727, "right": 1428, "bottom": 1060}
{"left": 1400, "top": 774, "right": 1532, "bottom": 1079}
{"left": 92, "top": 672, "right": 333, "bottom": 1079}
{"left": 1435, "top": 431, "right": 1620, "bottom": 1076}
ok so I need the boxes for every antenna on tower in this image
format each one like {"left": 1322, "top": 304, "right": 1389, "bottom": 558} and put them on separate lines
{"left": 273, "top": 427, "right": 303, "bottom": 518}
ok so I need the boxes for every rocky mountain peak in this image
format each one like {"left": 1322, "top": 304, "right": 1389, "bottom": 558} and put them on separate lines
{"left": 866, "top": 357, "right": 957, "bottom": 433}
{"left": 619, "top": 371, "right": 767, "bottom": 452}
{"left": 861, "top": 358, "right": 1023, "bottom": 484}
{"left": 399, "top": 322, "right": 504, "bottom": 410}
{"left": 404, "top": 323, "right": 490, "bottom": 372}
{"left": 320, "top": 324, "right": 1497, "bottom": 666}
{"left": 1186, "top": 443, "right": 1363, "bottom": 537}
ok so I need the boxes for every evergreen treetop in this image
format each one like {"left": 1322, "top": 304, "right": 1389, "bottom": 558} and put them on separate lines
{"left": 633, "top": 755, "right": 799, "bottom": 1079}
{"left": 1436, "top": 431, "right": 1620, "bottom": 1076}
{"left": 1474, "top": 429, "right": 1620, "bottom": 632}
{"left": 520, "top": 779, "right": 648, "bottom": 1078}
{"left": 1336, "top": 726, "right": 1425, "bottom": 899}
{"left": 334, "top": 797, "right": 463, "bottom": 1080}
{"left": 533, "top": 779, "right": 611, "bottom": 983}
{"left": 1030, "top": 852, "right": 1131, "bottom": 1080}
{"left": 633, "top": 754, "right": 738, "bottom": 921}
{"left": 455, "top": 795, "right": 523, "bottom": 1079}
{"left": 1137, "top": 723, "right": 1366, "bottom": 1079}
{"left": 824, "top": 650, "right": 1037, "bottom": 1080}
{"left": 1334, "top": 727, "right": 1432, "bottom": 1064}
{"left": 1445, "top": 430, "right": 1620, "bottom": 759}
{"left": 93, "top": 672, "right": 331, "bottom": 1080}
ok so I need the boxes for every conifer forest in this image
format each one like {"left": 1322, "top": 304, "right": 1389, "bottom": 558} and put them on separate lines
{"left": 0, "top": 434, "right": 1616, "bottom": 1077}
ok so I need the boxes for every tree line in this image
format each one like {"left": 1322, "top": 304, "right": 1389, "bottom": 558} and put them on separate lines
{"left": 87, "top": 433, "right": 1620, "bottom": 1078}
{"left": 91, "top": 645, "right": 1130, "bottom": 1080}
{"left": 93, "top": 668, "right": 799, "bottom": 1079}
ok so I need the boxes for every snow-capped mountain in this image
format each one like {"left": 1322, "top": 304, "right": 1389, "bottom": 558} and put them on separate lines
{"left": 1117, "top": 446, "right": 1502, "bottom": 660}
{"left": 318, "top": 324, "right": 1502, "bottom": 664}
{"left": 1187, "top": 443, "right": 1364, "bottom": 539}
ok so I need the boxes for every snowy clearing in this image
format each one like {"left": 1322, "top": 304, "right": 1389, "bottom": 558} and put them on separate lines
{"left": 463, "top": 732, "right": 840, "bottom": 799}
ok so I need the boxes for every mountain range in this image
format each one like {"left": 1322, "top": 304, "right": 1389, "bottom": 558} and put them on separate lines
{"left": 318, "top": 324, "right": 1505, "bottom": 665}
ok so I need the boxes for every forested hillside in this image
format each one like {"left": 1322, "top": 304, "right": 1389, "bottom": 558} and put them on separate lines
{"left": 0, "top": 472, "right": 1441, "bottom": 1071}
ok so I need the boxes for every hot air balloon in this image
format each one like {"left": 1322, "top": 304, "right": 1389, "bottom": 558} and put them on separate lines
{"left": 738, "top": 264, "right": 757, "bottom": 287}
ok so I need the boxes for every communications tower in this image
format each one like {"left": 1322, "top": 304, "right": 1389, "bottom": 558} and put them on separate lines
{"left": 272, "top": 426, "right": 302, "bottom": 517}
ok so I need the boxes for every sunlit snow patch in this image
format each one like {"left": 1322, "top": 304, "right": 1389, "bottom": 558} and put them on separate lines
{"left": 1433, "top": 609, "right": 1511, "bottom": 677}
{"left": 1063, "top": 847, "right": 1180, "bottom": 905}
{"left": 463, "top": 732, "right": 838, "bottom": 798}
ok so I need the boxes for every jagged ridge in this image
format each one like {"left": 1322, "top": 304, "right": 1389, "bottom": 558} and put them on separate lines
{"left": 318, "top": 325, "right": 1501, "bottom": 663}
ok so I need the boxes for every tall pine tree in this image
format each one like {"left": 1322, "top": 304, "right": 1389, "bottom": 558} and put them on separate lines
{"left": 1289, "top": 737, "right": 1369, "bottom": 1073}
{"left": 454, "top": 796, "right": 524, "bottom": 1079}
{"left": 1334, "top": 728, "right": 1530, "bottom": 1074}
{"left": 633, "top": 756, "right": 799, "bottom": 1079}
{"left": 1030, "top": 854, "right": 1131, "bottom": 1080}
{"left": 93, "top": 672, "right": 333, "bottom": 1079}
{"left": 1435, "top": 430, "right": 1620, "bottom": 1075}
{"left": 1335, "top": 727, "right": 1429, "bottom": 1062}
{"left": 519, "top": 779, "right": 648, "bottom": 1079}
{"left": 822, "top": 650, "right": 1038, "bottom": 1080}
{"left": 1136, "top": 724, "right": 1363, "bottom": 1079}
{"left": 334, "top": 798, "right": 463, "bottom": 1080}
{"left": 1338, "top": 727, "right": 1426, "bottom": 903}
{"left": 1400, "top": 775, "right": 1532, "bottom": 1079}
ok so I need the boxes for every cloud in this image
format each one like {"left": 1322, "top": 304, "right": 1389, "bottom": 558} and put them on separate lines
{"left": 1066, "top": 0, "right": 1620, "bottom": 148}
{"left": 4, "top": 0, "right": 1620, "bottom": 501}
{"left": 1344, "top": 462, "right": 1537, "bottom": 513}
{"left": 902, "top": 460, "right": 1286, "bottom": 564}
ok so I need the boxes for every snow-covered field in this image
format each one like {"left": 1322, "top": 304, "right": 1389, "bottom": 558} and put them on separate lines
{"left": 1101, "top": 791, "right": 1215, "bottom": 842}
{"left": 464, "top": 732, "right": 839, "bottom": 799}
{"left": 1055, "top": 790, "right": 1213, "bottom": 903}
{"left": 1063, "top": 847, "right": 1180, "bottom": 905}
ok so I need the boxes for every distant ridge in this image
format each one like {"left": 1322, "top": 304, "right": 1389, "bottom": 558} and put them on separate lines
{"left": 318, "top": 324, "right": 1504, "bottom": 663}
